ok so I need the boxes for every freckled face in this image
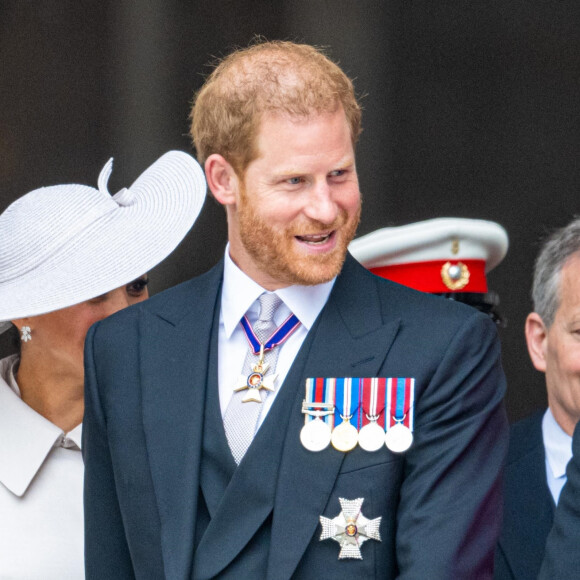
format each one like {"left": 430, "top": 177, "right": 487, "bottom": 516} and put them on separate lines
{"left": 544, "top": 254, "right": 580, "bottom": 431}
{"left": 229, "top": 108, "right": 361, "bottom": 290}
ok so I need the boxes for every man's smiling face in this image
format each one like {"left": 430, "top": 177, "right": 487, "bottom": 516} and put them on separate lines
{"left": 228, "top": 107, "right": 361, "bottom": 290}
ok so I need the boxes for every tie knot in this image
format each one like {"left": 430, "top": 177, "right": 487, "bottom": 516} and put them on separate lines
{"left": 257, "top": 292, "right": 282, "bottom": 323}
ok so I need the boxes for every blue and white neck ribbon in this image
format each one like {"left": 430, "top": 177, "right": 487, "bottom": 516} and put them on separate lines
{"left": 240, "top": 312, "right": 301, "bottom": 355}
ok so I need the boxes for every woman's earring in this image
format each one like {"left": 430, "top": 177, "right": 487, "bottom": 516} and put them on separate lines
{"left": 20, "top": 326, "right": 32, "bottom": 342}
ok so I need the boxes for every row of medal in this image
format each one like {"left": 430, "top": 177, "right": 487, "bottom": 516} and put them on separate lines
{"left": 300, "top": 377, "right": 415, "bottom": 454}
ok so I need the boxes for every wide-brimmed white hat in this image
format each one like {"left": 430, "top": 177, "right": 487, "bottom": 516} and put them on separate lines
{"left": 0, "top": 150, "right": 206, "bottom": 325}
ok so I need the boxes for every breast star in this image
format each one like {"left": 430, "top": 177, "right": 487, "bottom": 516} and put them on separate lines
{"left": 319, "top": 497, "right": 382, "bottom": 559}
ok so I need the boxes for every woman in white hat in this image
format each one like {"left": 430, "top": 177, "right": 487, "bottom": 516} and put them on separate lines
{"left": 0, "top": 150, "right": 205, "bottom": 578}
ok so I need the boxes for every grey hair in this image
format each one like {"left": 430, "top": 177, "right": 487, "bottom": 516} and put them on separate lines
{"left": 532, "top": 217, "right": 580, "bottom": 327}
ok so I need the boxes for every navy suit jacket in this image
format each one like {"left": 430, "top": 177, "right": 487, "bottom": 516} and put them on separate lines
{"left": 494, "top": 411, "right": 554, "bottom": 579}
{"left": 83, "top": 254, "right": 508, "bottom": 579}
{"left": 540, "top": 417, "right": 580, "bottom": 578}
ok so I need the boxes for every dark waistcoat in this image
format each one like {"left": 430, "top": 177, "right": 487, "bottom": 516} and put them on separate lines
{"left": 193, "top": 308, "right": 314, "bottom": 579}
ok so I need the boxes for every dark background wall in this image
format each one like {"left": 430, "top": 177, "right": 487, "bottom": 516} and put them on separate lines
{"left": 3, "top": 1, "right": 580, "bottom": 422}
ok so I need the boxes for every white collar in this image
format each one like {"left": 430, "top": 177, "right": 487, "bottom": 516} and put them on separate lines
{"left": 543, "top": 407, "right": 572, "bottom": 480}
{"left": 0, "top": 355, "right": 82, "bottom": 497}
{"left": 221, "top": 245, "right": 335, "bottom": 338}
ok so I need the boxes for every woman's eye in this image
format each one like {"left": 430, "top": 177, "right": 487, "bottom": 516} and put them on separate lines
{"left": 287, "top": 177, "right": 302, "bottom": 185}
{"left": 88, "top": 294, "right": 107, "bottom": 304}
{"left": 329, "top": 169, "right": 345, "bottom": 178}
{"left": 126, "top": 275, "right": 149, "bottom": 297}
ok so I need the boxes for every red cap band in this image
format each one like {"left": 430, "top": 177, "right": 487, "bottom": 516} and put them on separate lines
{"left": 369, "top": 259, "right": 488, "bottom": 293}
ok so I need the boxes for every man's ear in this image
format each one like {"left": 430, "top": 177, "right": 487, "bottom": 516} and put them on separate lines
{"left": 525, "top": 312, "right": 548, "bottom": 373}
{"left": 204, "top": 154, "right": 240, "bottom": 206}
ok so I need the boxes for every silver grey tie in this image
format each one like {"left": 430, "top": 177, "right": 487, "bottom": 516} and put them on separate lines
{"left": 224, "top": 293, "right": 283, "bottom": 464}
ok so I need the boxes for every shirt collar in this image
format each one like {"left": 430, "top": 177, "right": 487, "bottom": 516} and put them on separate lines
{"left": 0, "top": 355, "right": 82, "bottom": 497}
{"left": 543, "top": 407, "right": 573, "bottom": 480}
{"left": 221, "top": 245, "right": 335, "bottom": 338}
{"left": 65, "top": 423, "right": 83, "bottom": 449}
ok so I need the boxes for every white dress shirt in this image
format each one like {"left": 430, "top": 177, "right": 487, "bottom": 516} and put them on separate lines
{"left": 0, "top": 355, "right": 84, "bottom": 580}
{"left": 542, "top": 407, "right": 572, "bottom": 505}
{"left": 218, "top": 246, "right": 335, "bottom": 430}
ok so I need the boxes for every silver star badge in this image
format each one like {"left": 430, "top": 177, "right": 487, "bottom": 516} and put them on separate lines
{"left": 319, "top": 497, "right": 381, "bottom": 559}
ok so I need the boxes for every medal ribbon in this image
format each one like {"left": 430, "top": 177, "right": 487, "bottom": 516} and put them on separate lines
{"left": 361, "top": 378, "right": 387, "bottom": 429}
{"left": 334, "top": 378, "right": 361, "bottom": 429}
{"left": 304, "top": 377, "right": 336, "bottom": 428}
{"left": 386, "top": 377, "right": 415, "bottom": 430}
{"left": 240, "top": 312, "right": 301, "bottom": 355}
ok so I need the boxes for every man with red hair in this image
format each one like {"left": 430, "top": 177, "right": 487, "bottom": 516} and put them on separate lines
{"left": 83, "top": 40, "right": 508, "bottom": 579}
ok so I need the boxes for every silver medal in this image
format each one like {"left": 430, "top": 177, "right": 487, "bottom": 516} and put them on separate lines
{"left": 300, "top": 418, "right": 332, "bottom": 452}
{"left": 331, "top": 420, "right": 358, "bottom": 452}
{"left": 358, "top": 421, "right": 385, "bottom": 452}
{"left": 385, "top": 422, "right": 413, "bottom": 453}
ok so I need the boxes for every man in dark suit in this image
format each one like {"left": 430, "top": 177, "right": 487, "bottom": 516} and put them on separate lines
{"left": 533, "top": 219, "right": 580, "bottom": 579}
{"left": 83, "top": 40, "right": 508, "bottom": 579}
{"left": 495, "top": 218, "right": 580, "bottom": 579}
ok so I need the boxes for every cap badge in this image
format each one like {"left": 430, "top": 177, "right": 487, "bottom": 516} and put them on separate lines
{"left": 441, "top": 261, "right": 470, "bottom": 290}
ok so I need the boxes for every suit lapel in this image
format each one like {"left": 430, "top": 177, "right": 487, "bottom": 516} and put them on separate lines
{"left": 501, "top": 413, "right": 555, "bottom": 579}
{"left": 141, "top": 263, "right": 223, "bottom": 580}
{"left": 268, "top": 256, "right": 401, "bottom": 579}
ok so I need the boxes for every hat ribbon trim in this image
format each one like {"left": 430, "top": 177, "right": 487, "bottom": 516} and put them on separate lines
{"left": 369, "top": 259, "right": 487, "bottom": 293}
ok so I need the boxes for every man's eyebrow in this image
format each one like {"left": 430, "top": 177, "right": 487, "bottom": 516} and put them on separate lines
{"left": 274, "top": 157, "right": 356, "bottom": 177}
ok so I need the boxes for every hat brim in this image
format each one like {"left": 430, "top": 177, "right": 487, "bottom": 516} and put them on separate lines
{"left": 0, "top": 151, "right": 206, "bottom": 321}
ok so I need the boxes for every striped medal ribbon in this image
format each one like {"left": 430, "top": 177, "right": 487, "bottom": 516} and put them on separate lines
{"left": 331, "top": 378, "right": 360, "bottom": 452}
{"left": 300, "top": 378, "right": 335, "bottom": 452}
{"left": 385, "top": 377, "right": 415, "bottom": 453}
{"left": 358, "top": 378, "right": 387, "bottom": 452}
